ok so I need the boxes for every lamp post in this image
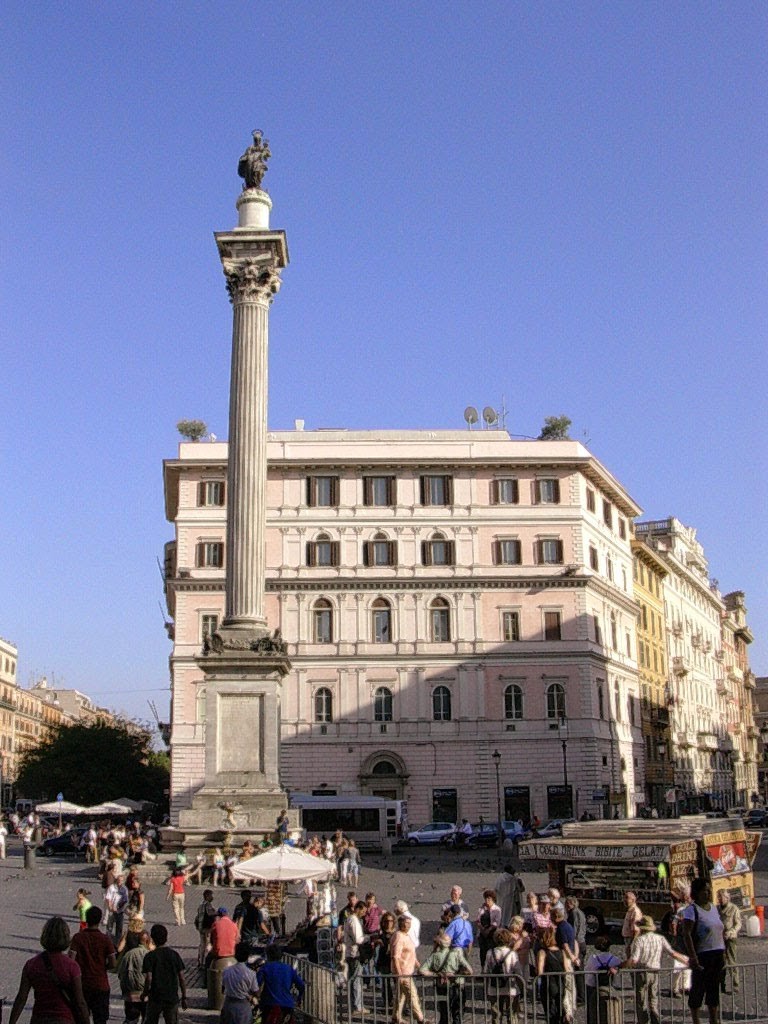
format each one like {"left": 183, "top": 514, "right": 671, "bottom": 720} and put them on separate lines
{"left": 492, "top": 749, "right": 502, "bottom": 840}
{"left": 558, "top": 718, "right": 571, "bottom": 815}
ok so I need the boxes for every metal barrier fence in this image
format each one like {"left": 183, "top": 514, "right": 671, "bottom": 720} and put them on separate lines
{"left": 285, "top": 961, "right": 768, "bottom": 1024}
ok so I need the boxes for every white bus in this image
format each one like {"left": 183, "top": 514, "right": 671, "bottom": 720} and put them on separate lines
{"left": 289, "top": 794, "right": 408, "bottom": 851}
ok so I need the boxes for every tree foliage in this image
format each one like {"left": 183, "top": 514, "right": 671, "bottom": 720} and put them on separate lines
{"left": 177, "top": 419, "right": 208, "bottom": 442}
{"left": 15, "top": 722, "right": 169, "bottom": 811}
{"left": 538, "top": 415, "right": 572, "bottom": 440}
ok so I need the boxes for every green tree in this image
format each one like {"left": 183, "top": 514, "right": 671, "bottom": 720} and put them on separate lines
{"left": 177, "top": 419, "right": 208, "bottom": 442}
{"left": 538, "top": 415, "right": 572, "bottom": 440}
{"left": 15, "top": 722, "right": 169, "bottom": 812}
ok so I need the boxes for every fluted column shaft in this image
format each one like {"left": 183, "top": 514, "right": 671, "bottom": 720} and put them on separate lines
{"left": 224, "top": 297, "right": 270, "bottom": 628}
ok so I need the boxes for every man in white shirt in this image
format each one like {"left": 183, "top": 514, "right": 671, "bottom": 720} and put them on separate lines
{"left": 105, "top": 873, "right": 129, "bottom": 942}
{"left": 623, "top": 915, "right": 688, "bottom": 1024}
{"left": 394, "top": 900, "right": 421, "bottom": 947}
{"left": 342, "top": 900, "right": 369, "bottom": 1013}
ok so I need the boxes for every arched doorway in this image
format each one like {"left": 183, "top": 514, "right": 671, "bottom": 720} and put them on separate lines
{"left": 359, "top": 752, "right": 408, "bottom": 801}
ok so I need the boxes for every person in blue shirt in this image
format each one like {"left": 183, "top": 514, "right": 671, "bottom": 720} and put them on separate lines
{"left": 256, "top": 945, "right": 305, "bottom": 1024}
{"left": 443, "top": 904, "right": 474, "bottom": 952}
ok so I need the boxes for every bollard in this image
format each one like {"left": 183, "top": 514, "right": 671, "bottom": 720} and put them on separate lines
{"left": 381, "top": 838, "right": 393, "bottom": 856}
{"left": 756, "top": 905, "right": 765, "bottom": 934}
{"left": 207, "top": 956, "right": 236, "bottom": 1010}
{"left": 24, "top": 844, "right": 37, "bottom": 871}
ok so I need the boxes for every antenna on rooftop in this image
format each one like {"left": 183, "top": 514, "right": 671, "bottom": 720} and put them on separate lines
{"left": 464, "top": 406, "right": 479, "bottom": 429}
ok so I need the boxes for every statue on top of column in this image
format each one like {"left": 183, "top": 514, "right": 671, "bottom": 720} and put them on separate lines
{"left": 238, "top": 129, "right": 272, "bottom": 191}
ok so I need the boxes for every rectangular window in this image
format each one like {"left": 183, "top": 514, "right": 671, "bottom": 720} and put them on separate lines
{"left": 589, "top": 545, "right": 599, "bottom": 571}
{"left": 502, "top": 611, "right": 521, "bottom": 642}
{"left": 420, "top": 475, "right": 453, "bottom": 506}
{"left": 586, "top": 487, "right": 596, "bottom": 512}
{"left": 197, "top": 480, "right": 225, "bottom": 507}
{"left": 494, "top": 538, "right": 522, "bottom": 565}
{"left": 363, "top": 539, "right": 397, "bottom": 567}
{"left": 544, "top": 611, "right": 562, "bottom": 641}
{"left": 306, "top": 539, "right": 340, "bottom": 567}
{"left": 606, "top": 556, "right": 614, "bottom": 582}
{"left": 535, "top": 478, "right": 560, "bottom": 504}
{"left": 307, "top": 476, "right": 340, "bottom": 507}
{"left": 314, "top": 609, "right": 332, "bottom": 643}
{"left": 603, "top": 499, "right": 613, "bottom": 528}
{"left": 536, "top": 538, "right": 564, "bottom": 564}
{"left": 201, "top": 614, "right": 219, "bottom": 640}
{"left": 363, "top": 476, "right": 396, "bottom": 507}
{"left": 491, "top": 478, "right": 519, "bottom": 505}
{"left": 593, "top": 614, "right": 602, "bottom": 644}
{"left": 618, "top": 518, "right": 627, "bottom": 539}
{"left": 196, "top": 541, "right": 224, "bottom": 568}
{"left": 421, "top": 538, "right": 456, "bottom": 566}
{"left": 373, "top": 609, "right": 391, "bottom": 643}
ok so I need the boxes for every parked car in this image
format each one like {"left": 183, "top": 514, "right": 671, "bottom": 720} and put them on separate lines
{"left": 533, "top": 818, "right": 576, "bottom": 838}
{"left": 502, "top": 820, "right": 531, "bottom": 842}
{"left": 37, "top": 828, "right": 87, "bottom": 857}
{"left": 441, "top": 822, "right": 500, "bottom": 848}
{"left": 745, "top": 809, "right": 767, "bottom": 828}
{"left": 406, "top": 822, "right": 456, "bottom": 845}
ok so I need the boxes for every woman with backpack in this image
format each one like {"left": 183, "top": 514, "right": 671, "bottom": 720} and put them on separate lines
{"left": 584, "top": 934, "right": 622, "bottom": 1024}
{"left": 680, "top": 877, "right": 726, "bottom": 1024}
{"left": 483, "top": 928, "right": 523, "bottom": 1024}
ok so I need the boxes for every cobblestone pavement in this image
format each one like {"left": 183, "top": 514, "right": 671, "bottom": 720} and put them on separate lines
{"left": 3, "top": 838, "right": 768, "bottom": 1023}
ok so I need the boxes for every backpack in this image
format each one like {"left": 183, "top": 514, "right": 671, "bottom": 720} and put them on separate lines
{"left": 489, "top": 949, "right": 512, "bottom": 990}
{"left": 595, "top": 955, "right": 614, "bottom": 990}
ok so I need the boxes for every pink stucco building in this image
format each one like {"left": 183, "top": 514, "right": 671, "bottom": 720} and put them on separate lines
{"left": 164, "top": 428, "right": 645, "bottom": 825}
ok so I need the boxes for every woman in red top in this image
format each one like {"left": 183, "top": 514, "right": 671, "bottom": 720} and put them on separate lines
{"left": 166, "top": 867, "right": 188, "bottom": 926}
{"left": 9, "top": 916, "right": 89, "bottom": 1024}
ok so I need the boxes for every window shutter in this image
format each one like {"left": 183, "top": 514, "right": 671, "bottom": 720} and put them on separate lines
{"left": 492, "top": 540, "right": 501, "bottom": 565}
{"left": 387, "top": 477, "right": 396, "bottom": 505}
{"left": 446, "top": 540, "right": 456, "bottom": 566}
{"left": 553, "top": 479, "right": 561, "bottom": 503}
{"left": 445, "top": 476, "right": 453, "bottom": 504}
{"left": 363, "top": 477, "right": 372, "bottom": 505}
{"left": 512, "top": 479, "right": 520, "bottom": 504}
{"left": 331, "top": 477, "right": 340, "bottom": 506}
{"left": 490, "top": 480, "right": 499, "bottom": 505}
{"left": 306, "top": 542, "right": 316, "bottom": 567}
{"left": 533, "top": 480, "right": 541, "bottom": 504}
{"left": 420, "top": 476, "right": 428, "bottom": 506}
{"left": 534, "top": 540, "right": 542, "bottom": 564}
{"left": 363, "top": 542, "right": 372, "bottom": 567}
{"left": 422, "top": 540, "right": 432, "bottom": 566}
{"left": 195, "top": 542, "right": 204, "bottom": 567}
{"left": 219, "top": 482, "right": 226, "bottom": 506}
{"left": 556, "top": 540, "right": 564, "bottom": 563}
{"left": 388, "top": 541, "right": 397, "bottom": 566}
{"left": 307, "top": 477, "right": 316, "bottom": 507}
{"left": 331, "top": 542, "right": 340, "bottom": 567}
{"left": 197, "top": 482, "right": 205, "bottom": 506}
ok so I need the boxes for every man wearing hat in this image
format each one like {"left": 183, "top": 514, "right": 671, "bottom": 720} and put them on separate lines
{"left": 208, "top": 906, "right": 239, "bottom": 969}
{"left": 419, "top": 932, "right": 473, "bottom": 1024}
{"left": 623, "top": 915, "right": 689, "bottom": 1024}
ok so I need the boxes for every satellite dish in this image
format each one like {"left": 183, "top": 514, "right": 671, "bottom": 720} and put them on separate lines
{"left": 483, "top": 406, "right": 498, "bottom": 426}
{"left": 209, "top": 433, "right": 217, "bottom": 442}
{"left": 464, "top": 406, "right": 479, "bottom": 427}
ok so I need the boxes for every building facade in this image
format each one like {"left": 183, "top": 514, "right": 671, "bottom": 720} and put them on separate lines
{"left": 164, "top": 430, "right": 646, "bottom": 826}
{"left": 634, "top": 519, "right": 757, "bottom": 812}
{"left": 631, "top": 537, "right": 672, "bottom": 813}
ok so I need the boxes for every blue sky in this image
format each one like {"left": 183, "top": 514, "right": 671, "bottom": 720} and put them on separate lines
{"left": 2, "top": 2, "right": 766, "bottom": 723}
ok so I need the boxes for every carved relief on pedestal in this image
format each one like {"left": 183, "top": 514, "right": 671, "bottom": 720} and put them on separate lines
{"left": 222, "top": 256, "right": 282, "bottom": 305}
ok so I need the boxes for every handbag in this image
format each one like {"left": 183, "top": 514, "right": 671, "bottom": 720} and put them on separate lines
{"left": 41, "top": 953, "right": 84, "bottom": 1024}
{"left": 434, "top": 951, "right": 452, "bottom": 991}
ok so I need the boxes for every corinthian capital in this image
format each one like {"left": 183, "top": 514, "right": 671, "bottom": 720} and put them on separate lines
{"left": 222, "top": 256, "right": 282, "bottom": 305}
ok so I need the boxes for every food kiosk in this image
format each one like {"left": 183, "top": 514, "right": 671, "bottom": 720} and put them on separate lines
{"left": 519, "top": 817, "right": 760, "bottom": 936}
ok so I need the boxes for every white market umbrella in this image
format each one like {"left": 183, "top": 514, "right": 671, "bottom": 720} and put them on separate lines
{"left": 231, "top": 845, "right": 335, "bottom": 883}
{"left": 36, "top": 800, "right": 87, "bottom": 815}
{"left": 82, "top": 802, "right": 132, "bottom": 816}
{"left": 112, "top": 797, "right": 144, "bottom": 811}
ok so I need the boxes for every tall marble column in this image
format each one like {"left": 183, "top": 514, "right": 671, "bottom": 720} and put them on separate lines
{"left": 173, "top": 134, "right": 294, "bottom": 845}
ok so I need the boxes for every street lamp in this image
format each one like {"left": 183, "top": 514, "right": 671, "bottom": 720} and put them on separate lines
{"left": 559, "top": 718, "right": 571, "bottom": 815}
{"left": 657, "top": 741, "right": 669, "bottom": 817}
{"left": 492, "top": 749, "right": 502, "bottom": 838}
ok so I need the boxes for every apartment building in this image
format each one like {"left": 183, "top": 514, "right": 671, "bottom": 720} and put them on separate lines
{"left": 164, "top": 429, "right": 645, "bottom": 825}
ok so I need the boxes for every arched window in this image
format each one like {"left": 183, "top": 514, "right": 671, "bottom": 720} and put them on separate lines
{"left": 610, "top": 612, "right": 618, "bottom": 650}
{"left": 504, "top": 684, "right": 523, "bottom": 721}
{"left": 314, "top": 687, "right": 333, "bottom": 723}
{"left": 365, "top": 532, "right": 396, "bottom": 567}
{"left": 433, "top": 685, "right": 452, "bottom": 721}
{"left": 430, "top": 597, "right": 451, "bottom": 642}
{"left": 374, "top": 687, "right": 393, "bottom": 722}
{"left": 307, "top": 532, "right": 338, "bottom": 567}
{"left": 371, "top": 760, "right": 397, "bottom": 776}
{"left": 372, "top": 597, "right": 392, "bottom": 643}
{"left": 313, "top": 598, "right": 333, "bottom": 643}
{"left": 546, "top": 683, "right": 566, "bottom": 720}
{"left": 422, "top": 532, "right": 455, "bottom": 567}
